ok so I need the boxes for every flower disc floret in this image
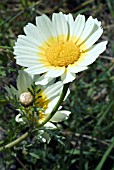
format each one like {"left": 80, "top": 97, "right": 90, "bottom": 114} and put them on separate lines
{"left": 46, "top": 40, "right": 80, "bottom": 67}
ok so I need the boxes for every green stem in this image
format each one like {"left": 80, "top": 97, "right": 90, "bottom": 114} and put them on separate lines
{"left": 0, "top": 83, "right": 69, "bottom": 152}
{"left": 0, "top": 131, "right": 30, "bottom": 153}
{"left": 39, "top": 83, "right": 69, "bottom": 128}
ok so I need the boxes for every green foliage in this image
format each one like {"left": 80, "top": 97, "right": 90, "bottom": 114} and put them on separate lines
{"left": 0, "top": 60, "right": 6, "bottom": 76}
{"left": 0, "top": 0, "right": 114, "bottom": 170}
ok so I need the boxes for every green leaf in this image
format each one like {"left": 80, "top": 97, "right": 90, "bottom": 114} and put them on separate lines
{"left": 95, "top": 138, "right": 114, "bottom": 170}
{"left": 29, "top": 152, "right": 40, "bottom": 159}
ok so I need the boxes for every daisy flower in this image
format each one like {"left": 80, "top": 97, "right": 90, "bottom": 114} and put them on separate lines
{"left": 5, "top": 71, "right": 70, "bottom": 128}
{"left": 14, "top": 12, "right": 107, "bottom": 84}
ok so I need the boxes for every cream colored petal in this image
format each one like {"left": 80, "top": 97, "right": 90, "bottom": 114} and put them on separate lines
{"left": 25, "top": 64, "right": 50, "bottom": 75}
{"left": 44, "top": 122, "right": 57, "bottom": 129}
{"left": 16, "top": 55, "right": 47, "bottom": 67}
{"left": 76, "top": 53, "right": 99, "bottom": 66}
{"left": 16, "top": 58, "right": 39, "bottom": 67}
{"left": 77, "top": 41, "right": 107, "bottom": 66}
{"left": 14, "top": 46, "right": 38, "bottom": 56}
{"left": 16, "top": 54, "right": 48, "bottom": 68}
{"left": 64, "top": 88, "right": 70, "bottom": 101}
{"left": 15, "top": 114, "right": 23, "bottom": 122}
{"left": 80, "top": 28, "right": 103, "bottom": 51}
{"left": 15, "top": 35, "right": 39, "bottom": 47}
{"left": 15, "top": 55, "right": 38, "bottom": 59}
{"left": 35, "top": 74, "right": 54, "bottom": 85}
{"left": 24, "top": 23, "right": 44, "bottom": 45}
{"left": 94, "top": 18, "right": 101, "bottom": 26}
{"left": 84, "top": 18, "right": 101, "bottom": 41}
{"left": 40, "top": 131, "right": 50, "bottom": 142}
{"left": 52, "top": 12, "right": 68, "bottom": 40}
{"left": 61, "top": 68, "right": 76, "bottom": 84}
{"left": 45, "top": 96, "right": 60, "bottom": 114}
{"left": 16, "top": 62, "right": 35, "bottom": 67}
{"left": 45, "top": 66, "right": 65, "bottom": 78}
{"left": 14, "top": 50, "right": 37, "bottom": 56}
{"left": 64, "top": 13, "right": 74, "bottom": 36}
{"left": 70, "top": 14, "right": 85, "bottom": 42}
{"left": 86, "top": 41, "right": 108, "bottom": 54}
{"left": 14, "top": 46, "right": 38, "bottom": 53}
{"left": 50, "top": 110, "right": 71, "bottom": 122}
{"left": 68, "top": 64, "right": 88, "bottom": 73}
{"left": 43, "top": 81, "right": 63, "bottom": 100}
{"left": 36, "top": 14, "right": 57, "bottom": 44}
{"left": 76, "top": 16, "right": 94, "bottom": 45}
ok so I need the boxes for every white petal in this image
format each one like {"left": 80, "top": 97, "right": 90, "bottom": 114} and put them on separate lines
{"left": 15, "top": 114, "right": 23, "bottom": 122}
{"left": 14, "top": 47, "right": 38, "bottom": 56}
{"left": 80, "top": 28, "right": 103, "bottom": 51}
{"left": 15, "top": 55, "right": 38, "bottom": 59}
{"left": 16, "top": 61, "right": 35, "bottom": 67}
{"left": 45, "top": 67, "right": 65, "bottom": 78}
{"left": 36, "top": 14, "right": 57, "bottom": 44}
{"left": 45, "top": 96, "right": 60, "bottom": 114}
{"left": 64, "top": 13, "right": 74, "bottom": 36}
{"left": 77, "top": 53, "right": 99, "bottom": 66}
{"left": 14, "top": 45, "right": 38, "bottom": 53}
{"left": 35, "top": 74, "right": 54, "bottom": 85}
{"left": 15, "top": 40, "right": 36, "bottom": 49}
{"left": 94, "top": 18, "right": 101, "bottom": 26}
{"left": 64, "top": 13, "right": 74, "bottom": 23}
{"left": 25, "top": 64, "right": 50, "bottom": 75}
{"left": 40, "top": 131, "right": 50, "bottom": 142}
{"left": 77, "top": 16, "right": 95, "bottom": 45}
{"left": 16, "top": 58, "right": 39, "bottom": 67}
{"left": 70, "top": 14, "right": 85, "bottom": 42}
{"left": 64, "top": 88, "right": 70, "bottom": 101}
{"left": 50, "top": 110, "right": 71, "bottom": 122}
{"left": 52, "top": 12, "right": 68, "bottom": 40}
{"left": 85, "top": 18, "right": 101, "bottom": 40}
{"left": 24, "top": 23, "right": 44, "bottom": 45}
{"left": 68, "top": 64, "right": 88, "bottom": 73}
{"left": 45, "top": 107, "right": 53, "bottom": 114}
{"left": 86, "top": 41, "right": 108, "bottom": 54}
{"left": 61, "top": 68, "right": 76, "bottom": 84}
{"left": 77, "top": 41, "right": 107, "bottom": 66}
{"left": 43, "top": 81, "right": 63, "bottom": 100}
{"left": 15, "top": 35, "right": 39, "bottom": 48}
{"left": 44, "top": 122, "right": 57, "bottom": 129}
{"left": 16, "top": 59, "right": 39, "bottom": 67}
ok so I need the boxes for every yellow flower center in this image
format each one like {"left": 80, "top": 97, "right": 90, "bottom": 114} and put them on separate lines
{"left": 35, "top": 91, "right": 49, "bottom": 110}
{"left": 35, "top": 91, "right": 49, "bottom": 123}
{"left": 46, "top": 40, "right": 80, "bottom": 67}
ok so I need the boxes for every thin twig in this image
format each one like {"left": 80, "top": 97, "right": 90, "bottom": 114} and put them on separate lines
{"left": 100, "top": 55, "right": 114, "bottom": 61}
{"left": 66, "top": 0, "right": 94, "bottom": 13}
{"left": 75, "top": 133, "right": 109, "bottom": 146}
{"left": 15, "top": 157, "right": 29, "bottom": 170}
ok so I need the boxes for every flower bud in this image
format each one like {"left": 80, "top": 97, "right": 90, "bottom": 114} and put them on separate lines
{"left": 19, "top": 92, "right": 33, "bottom": 107}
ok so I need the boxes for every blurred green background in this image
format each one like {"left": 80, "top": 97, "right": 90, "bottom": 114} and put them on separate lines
{"left": 0, "top": 0, "right": 114, "bottom": 169}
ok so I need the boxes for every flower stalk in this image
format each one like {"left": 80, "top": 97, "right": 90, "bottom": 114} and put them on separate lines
{"left": 0, "top": 83, "right": 69, "bottom": 152}
{"left": 0, "top": 131, "right": 30, "bottom": 153}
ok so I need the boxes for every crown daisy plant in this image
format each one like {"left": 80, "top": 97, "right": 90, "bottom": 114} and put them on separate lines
{"left": 14, "top": 12, "right": 107, "bottom": 84}
{"left": 0, "top": 12, "right": 108, "bottom": 152}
